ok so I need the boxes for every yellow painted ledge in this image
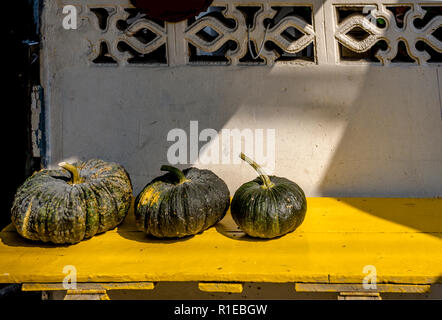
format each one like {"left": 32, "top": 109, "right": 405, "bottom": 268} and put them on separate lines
{"left": 22, "top": 282, "right": 155, "bottom": 292}
{"left": 198, "top": 282, "right": 243, "bottom": 293}
{"left": 0, "top": 198, "right": 441, "bottom": 286}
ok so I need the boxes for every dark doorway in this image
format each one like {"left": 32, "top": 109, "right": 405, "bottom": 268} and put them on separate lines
{"left": 3, "top": 0, "right": 42, "bottom": 230}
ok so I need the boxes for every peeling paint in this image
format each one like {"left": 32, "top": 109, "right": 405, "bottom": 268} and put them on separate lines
{"left": 31, "top": 86, "right": 42, "bottom": 157}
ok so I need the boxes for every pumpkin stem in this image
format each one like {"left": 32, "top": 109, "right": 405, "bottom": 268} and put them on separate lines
{"left": 161, "top": 165, "right": 189, "bottom": 184}
{"left": 240, "top": 153, "right": 274, "bottom": 189}
{"left": 58, "top": 162, "right": 82, "bottom": 184}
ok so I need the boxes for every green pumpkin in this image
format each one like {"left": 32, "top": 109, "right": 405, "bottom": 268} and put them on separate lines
{"left": 11, "top": 159, "right": 133, "bottom": 244}
{"left": 135, "top": 165, "right": 230, "bottom": 238}
{"left": 231, "top": 153, "right": 307, "bottom": 239}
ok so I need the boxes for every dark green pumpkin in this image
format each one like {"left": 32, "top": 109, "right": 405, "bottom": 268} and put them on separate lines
{"left": 135, "top": 166, "right": 230, "bottom": 238}
{"left": 11, "top": 159, "right": 133, "bottom": 244}
{"left": 231, "top": 153, "right": 307, "bottom": 239}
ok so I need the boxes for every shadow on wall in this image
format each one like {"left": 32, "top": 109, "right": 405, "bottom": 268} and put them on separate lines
{"left": 315, "top": 65, "right": 442, "bottom": 236}
{"left": 317, "top": 69, "right": 442, "bottom": 198}
{"left": 312, "top": 1, "right": 442, "bottom": 234}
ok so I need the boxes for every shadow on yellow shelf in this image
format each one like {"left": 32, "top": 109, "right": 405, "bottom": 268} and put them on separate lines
{"left": 0, "top": 197, "right": 441, "bottom": 285}
{"left": 332, "top": 198, "right": 442, "bottom": 239}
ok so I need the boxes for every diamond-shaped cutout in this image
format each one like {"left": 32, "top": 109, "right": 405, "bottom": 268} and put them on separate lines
{"left": 432, "top": 27, "right": 442, "bottom": 42}
{"left": 281, "top": 27, "right": 304, "bottom": 42}
{"left": 133, "top": 28, "right": 158, "bottom": 44}
{"left": 335, "top": 15, "right": 382, "bottom": 53}
{"left": 346, "top": 26, "right": 371, "bottom": 42}
{"left": 196, "top": 26, "right": 220, "bottom": 43}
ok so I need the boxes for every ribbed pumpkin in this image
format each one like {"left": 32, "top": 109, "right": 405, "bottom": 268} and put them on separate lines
{"left": 11, "top": 159, "right": 133, "bottom": 244}
{"left": 135, "top": 165, "right": 230, "bottom": 238}
{"left": 231, "top": 153, "right": 307, "bottom": 239}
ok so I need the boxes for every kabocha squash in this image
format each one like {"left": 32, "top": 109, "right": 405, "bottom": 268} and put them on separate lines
{"left": 11, "top": 159, "right": 133, "bottom": 244}
{"left": 231, "top": 153, "right": 307, "bottom": 239}
{"left": 135, "top": 166, "right": 230, "bottom": 238}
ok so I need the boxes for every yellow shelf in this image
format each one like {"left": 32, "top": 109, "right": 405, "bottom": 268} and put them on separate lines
{"left": 0, "top": 198, "right": 441, "bottom": 286}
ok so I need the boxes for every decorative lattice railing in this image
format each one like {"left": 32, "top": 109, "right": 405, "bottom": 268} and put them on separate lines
{"left": 59, "top": 0, "right": 442, "bottom": 66}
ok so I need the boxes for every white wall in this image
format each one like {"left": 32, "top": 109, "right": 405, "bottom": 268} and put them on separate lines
{"left": 41, "top": 0, "right": 442, "bottom": 197}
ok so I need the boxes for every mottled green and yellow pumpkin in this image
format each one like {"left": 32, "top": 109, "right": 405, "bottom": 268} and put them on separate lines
{"left": 135, "top": 166, "right": 230, "bottom": 238}
{"left": 11, "top": 159, "right": 133, "bottom": 244}
{"left": 231, "top": 153, "right": 307, "bottom": 239}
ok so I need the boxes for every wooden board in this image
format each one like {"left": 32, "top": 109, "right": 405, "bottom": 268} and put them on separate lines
{"left": 0, "top": 198, "right": 441, "bottom": 286}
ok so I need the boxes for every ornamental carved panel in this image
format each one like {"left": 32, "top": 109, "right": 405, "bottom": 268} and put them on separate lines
{"left": 75, "top": 1, "right": 441, "bottom": 66}
{"left": 335, "top": 4, "right": 441, "bottom": 65}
